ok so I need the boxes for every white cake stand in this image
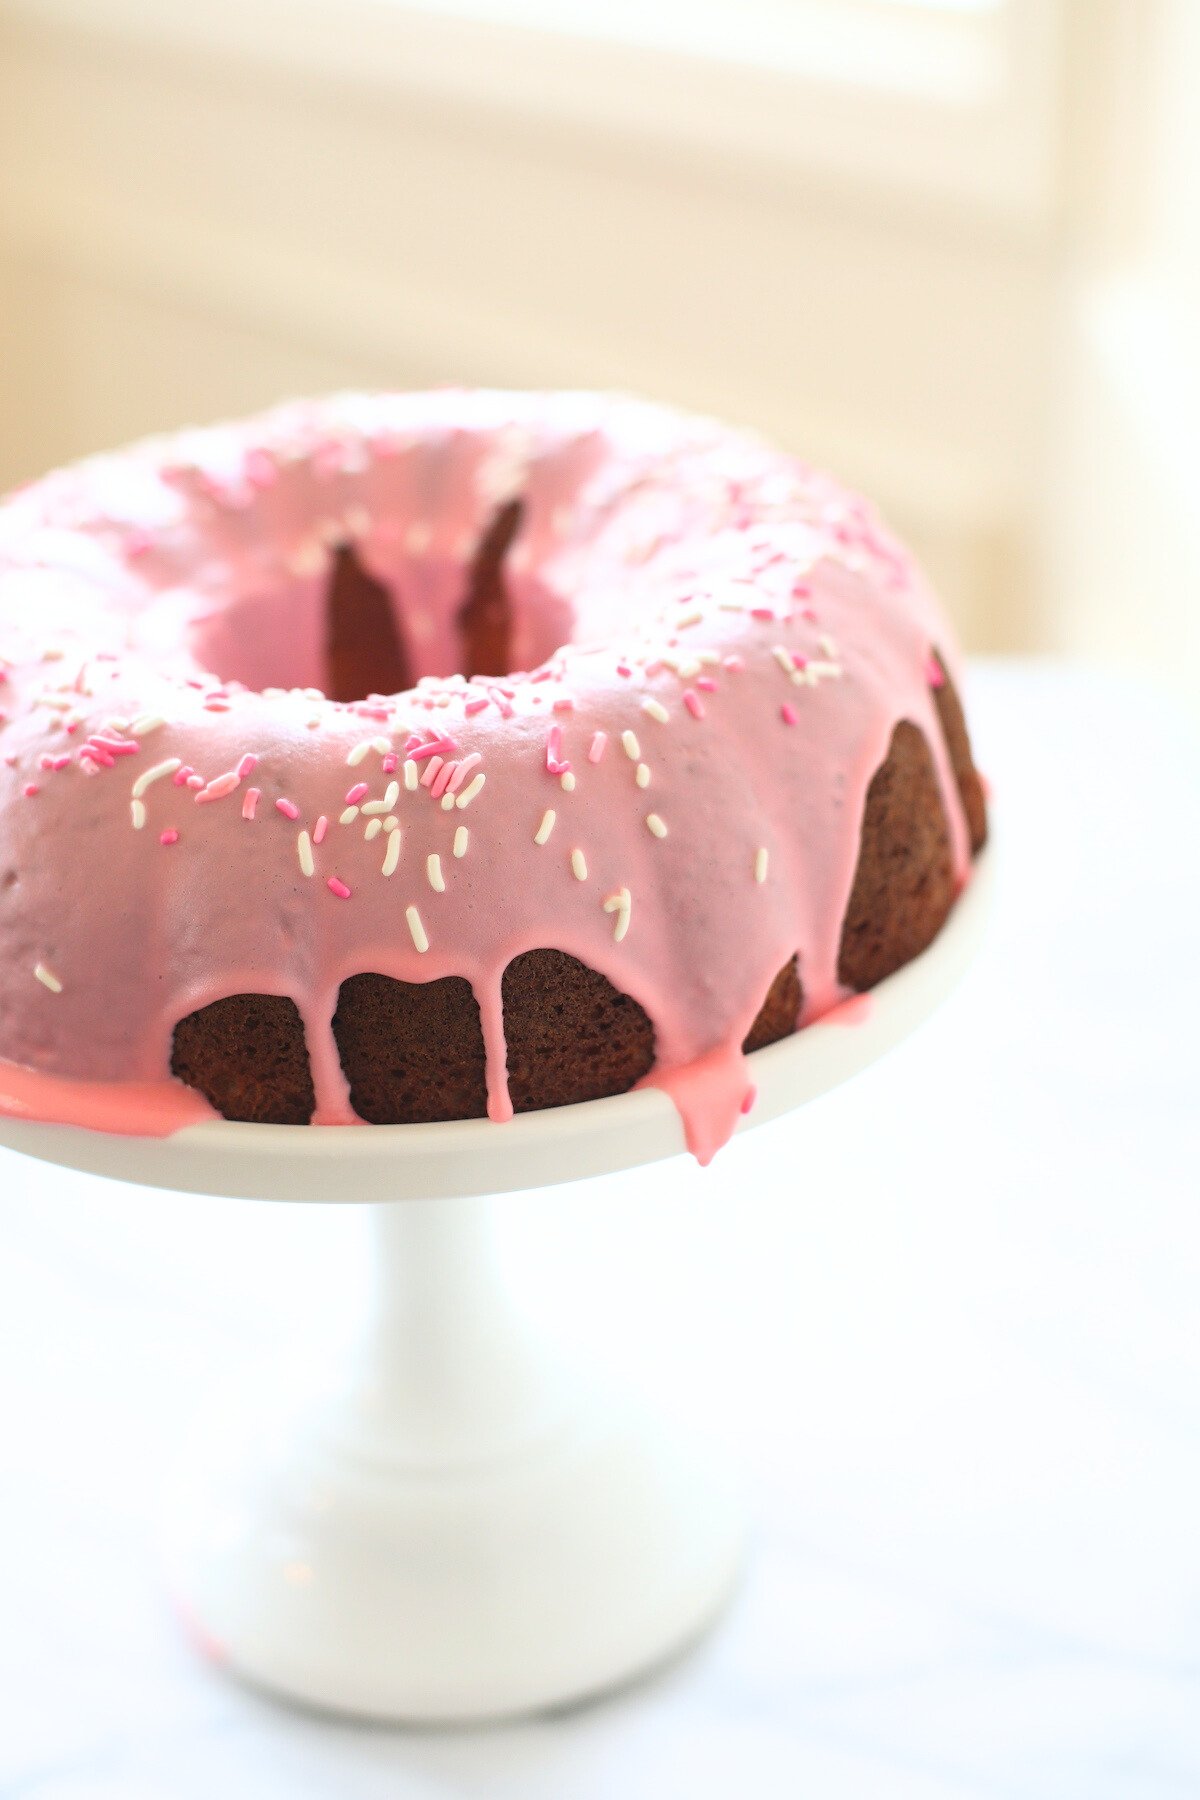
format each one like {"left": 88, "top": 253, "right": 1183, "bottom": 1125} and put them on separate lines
{"left": 0, "top": 852, "right": 991, "bottom": 1722}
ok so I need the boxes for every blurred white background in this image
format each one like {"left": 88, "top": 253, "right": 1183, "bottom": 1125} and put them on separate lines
{"left": 1, "top": 0, "right": 1197, "bottom": 709}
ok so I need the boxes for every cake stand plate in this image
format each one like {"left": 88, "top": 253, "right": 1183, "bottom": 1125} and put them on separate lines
{"left": 0, "top": 853, "right": 992, "bottom": 1722}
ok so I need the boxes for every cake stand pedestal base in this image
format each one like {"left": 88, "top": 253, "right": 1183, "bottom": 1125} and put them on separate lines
{"left": 162, "top": 1191, "right": 744, "bottom": 1723}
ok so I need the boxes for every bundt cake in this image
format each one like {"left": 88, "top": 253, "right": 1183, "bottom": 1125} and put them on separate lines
{"left": 0, "top": 392, "right": 986, "bottom": 1159}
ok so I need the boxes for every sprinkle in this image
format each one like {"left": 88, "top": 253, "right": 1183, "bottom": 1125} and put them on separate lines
{"left": 446, "top": 754, "right": 480, "bottom": 794}
{"left": 313, "top": 814, "right": 328, "bottom": 845}
{"left": 364, "top": 817, "right": 382, "bottom": 841}
{"left": 403, "top": 759, "right": 419, "bottom": 790}
{"left": 588, "top": 731, "right": 608, "bottom": 764}
{"left": 236, "top": 753, "right": 258, "bottom": 779}
{"left": 534, "top": 808, "right": 556, "bottom": 845}
{"left": 382, "top": 752, "right": 399, "bottom": 773}
{"left": 187, "top": 774, "right": 205, "bottom": 790}
{"left": 172, "top": 766, "right": 194, "bottom": 787}
{"left": 645, "top": 812, "right": 668, "bottom": 838}
{"left": 456, "top": 772, "right": 486, "bottom": 809}
{"left": 242, "top": 787, "right": 260, "bottom": 820}
{"left": 345, "top": 782, "right": 369, "bottom": 805}
{"left": 420, "top": 756, "right": 444, "bottom": 789}
{"left": 755, "top": 847, "right": 769, "bottom": 883}
{"left": 819, "top": 633, "right": 838, "bottom": 659}
{"left": 427, "top": 853, "right": 446, "bottom": 892}
{"left": 723, "top": 654, "right": 745, "bottom": 674}
{"left": 276, "top": 797, "right": 300, "bottom": 820}
{"left": 453, "top": 826, "right": 468, "bottom": 858}
{"left": 372, "top": 736, "right": 390, "bottom": 755}
{"left": 384, "top": 815, "right": 399, "bottom": 831}
{"left": 130, "top": 799, "right": 146, "bottom": 829}
{"left": 545, "top": 724, "right": 571, "bottom": 776}
{"left": 196, "top": 771, "right": 241, "bottom": 805}
{"left": 635, "top": 762, "right": 650, "bottom": 788}
{"left": 560, "top": 771, "right": 576, "bottom": 792}
{"left": 780, "top": 703, "right": 798, "bottom": 725}
{"left": 603, "top": 887, "right": 632, "bottom": 942}
{"left": 696, "top": 676, "right": 718, "bottom": 693}
{"left": 382, "top": 830, "right": 401, "bottom": 877}
{"left": 327, "top": 875, "right": 352, "bottom": 900}
{"left": 683, "top": 692, "right": 705, "bottom": 719}
{"left": 571, "top": 848, "right": 588, "bottom": 881}
{"left": 160, "top": 829, "right": 179, "bottom": 846}
{"left": 33, "top": 962, "right": 62, "bottom": 993}
{"left": 429, "top": 760, "right": 456, "bottom": 799}
{"left": 464, "top": 695, "right": 489, "bottom": 717}
{"left": 406, "top": 904, "right": 429, "bottom": 952}
{"left": 772, "top": 646, "right": 794, "bottom": 675}
{"left": 22, "top": 784, "right": 38, "bottom": 798}
{"left": 621, "top": 730, "right": 641, "bottom": 761}
{"left": 441, "top": 793, "right": 456, "bottom": 811}
{"left": 347, "top": 740, "right": 373, "bottom": 767}
{"left": 131, "top": 757, "right": 181, "bottom": 798}
{"left": 641, "top": 697, "right": 669, "bottom": 724}
{"left": 340, "top": 805, "right": 360, "bottom": 825}
{"left": 297, "top": 831, "right": 315, "bottom": 876}
{"left": 131, "top": 714, "right": 166, "bottom": 737}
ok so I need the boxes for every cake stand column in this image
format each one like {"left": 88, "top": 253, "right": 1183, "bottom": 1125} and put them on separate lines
{"left": 162, "top": 1187, "right": 746, "bottom": 1722}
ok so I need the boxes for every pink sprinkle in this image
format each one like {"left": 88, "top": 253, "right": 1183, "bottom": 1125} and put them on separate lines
{"left": 723, "top": 655, "right": 745, "bottom": 674}
{"left": 696, "top": 676, "right": 718, "bottom": 693}
{"left": 545, "top": 724, "right": 571, "bottom": 777}
{"left": 740, "top": 1085, "right": 757, "bottom": 1116}
{"left": 345, "top": 782, "right": 369, "bottom": 805}
{"left": 430, "top": 760, "right": 456, "bottom": 799}
{"left": 160, "top": 828, "right": 179, "bottom": 846}
{"left": 420, "top": 756, "right": 444, "bottom": 789}
{"left": 781, "top": 703, "right": 799, "bottom": 725}
{"left": 195, "top": 771, "right": 241, "bottom": 804}
{"left": 588, "top": 731, "right": 608, "bottom": 764}
{"left": 23, "top": 783, "right": 39, "bottom": 798}
{"left": 792, "top": 581, "right": 811, "bottom": 598}
{"left": 792, "top": 653, "right": 808, "bottom": 671}
{"left": 89, "top": 735, "right": 138, "bottom": 757}
{"left": 409, "top": 735, "right": 458, "bottom": 761}
{"left": 236, "top": 753, "right": 258, "bottom": 779}
{"left": 464, "top": 696, "right": 489, "bottom": 717}
{"left": 801, "top": 605, "right": 819, "bottom": 623}
{"left": 327, "top": 875, "right": 351, "bottom": 900}
{"left": 751, "top": 607, "right": 775, "bottom": 621}
{"left": 276, "top": 797, "right": 300, "bottom": 820}
{"left": 530, "top": 668, "right": 555, "bottom": 684}
{"left": 552, "top": 697, "right": 575, "bottom": 714}
{"left": 381, "top": 752, "right": 399, "bottom": 773}
{"left": 244, "top": 447, "right": 278, "bottom": 490}
{"left": 173, "top": 766, "right": 194, "bottom": 787}
{"left": 616, "top": 663, "right": 632, "bottom": 679}
{"left": 313, "top": 814, "right": 328, "bottom": 845}
{"left": 204, "top": 702, "right": 231, "bottom": 713}
{"left": 682, "top": 689, "right": 705, "bottom": 720}
{"left": 925, "top": 653, "right": 945, "bottom": 688}
{"left": 446, "top": 751, "right": 481, "bottom": 793}
{"left": 242, "top": 787, "right": 261, "bottom": 820}
{"left": 185, "top": 774, "right": 205, "bottom": 790}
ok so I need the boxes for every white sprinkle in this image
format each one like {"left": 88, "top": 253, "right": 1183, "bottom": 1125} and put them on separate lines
{"left": 34, "top": 962, "right": 62, "bottom": 993}
{"left": 298, "top": 830, "right": 315, "bottom": 876}
{"left": 773, "top": 646, "right": 795, "bottom": 675}
{"left": 603, "top": 887, "right": 632, "bottom": 943}
{"left": 360, "top": 798, "right": 388, "bottom": 815}
{"left": 534, "top": 809, "right": 556, "bottom": 845}
{"left": 406, "top": 903, "right": 429, "bottom": 951}
{"left": 130, "top": 714, "right": 166, "bottom": 737}
{"left": 646, "top": 812, "right": 668, "bottom": 838}
{"left": 676, "top": 609, "right": 703, "bottom": 629}
{"left": 382, "top": 830, "right": 401, "bottom": 877}
{"left": 441, "top": 792, "right": 456, "bottom": 811}
{"left": 755, "top": 847, "right": 769, "bottom": 883}
{"left": 427, "top": 853, "right": 446, "bottom": 892}
{"left": 347, "top": 740, "right": 373, "bottom": 767}
{"left": 456, "top": 772, "right": 486, "bottom": 809}
{"left": 571, "top": 847, "right": 588, "bottom": 881}
{"left": 372, "top": 736, "right": 390, "bottom": 755}
{"left": 635, "top": 762, "right": 650, "bottom": 789}
{"left": 364, "top": 817, "right": 383, "bottom": 841}
{"left": 560, "top": 771, "right": 576, "bottom": 792}
{"left": 130, "top": 799, "right": 147, "bottom": 830}
{"left": 131, "top": 757, "right": 182, "bottom": 799}
{"left": 384, "top": 815, "right": 399, "bottom": 832}
{"left": 676, "top": 657, "right": 701, "bottom": 679}
{"left": 642, "top": 697, "right": 669, "bottom": 724}
{"left": 403, "top": 759, "right": 419, "bottom": 790}
{"left": 621, "top": 730, "right": 641, "bottom": 761}
{"left": 340, "top": 805, "right": 360, "bottom": 825}
{"left": 819, "top": 633, "right": 838, "bottom": 659}
{"left": 453, "top": 826, "right": 468, "bottom": 858}
{"left": 381, "top": 780, "right": 400, "bottom": 810}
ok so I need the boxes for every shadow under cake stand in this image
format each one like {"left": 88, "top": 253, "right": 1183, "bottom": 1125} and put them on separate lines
{"left": 0, "top": 851, "right": 991, "bottom": 1723}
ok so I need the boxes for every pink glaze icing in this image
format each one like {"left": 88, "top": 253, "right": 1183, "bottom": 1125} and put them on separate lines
{"left": 0, "top": 390, "right": 974, "bottom": 1157}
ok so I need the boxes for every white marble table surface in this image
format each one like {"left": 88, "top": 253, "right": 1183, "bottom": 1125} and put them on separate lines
{"left": 1, "top": 661, "right": 1197, "bottom": 1800}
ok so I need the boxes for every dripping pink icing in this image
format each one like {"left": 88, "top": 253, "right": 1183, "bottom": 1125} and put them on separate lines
{"left": 0, "top": 390, "right": 976, "bottom": 1156}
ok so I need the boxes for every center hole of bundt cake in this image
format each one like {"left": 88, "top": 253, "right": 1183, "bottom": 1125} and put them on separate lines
{"left": 191, "top": 500, "right": 531, "bottom": 703}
